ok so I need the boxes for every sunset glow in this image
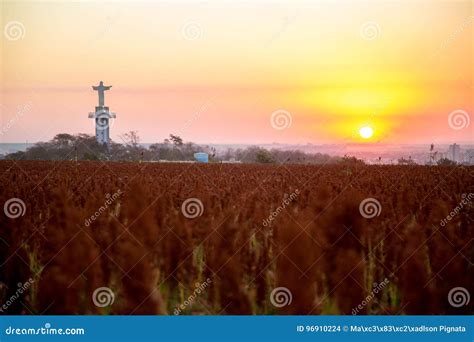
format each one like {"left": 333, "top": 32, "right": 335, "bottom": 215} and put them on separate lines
{"left": 1, "top": 0, "right": 473, "bottom": 144}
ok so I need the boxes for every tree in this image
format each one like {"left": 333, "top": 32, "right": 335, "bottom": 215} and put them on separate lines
{"left": 120, "top": 131, "right": 140, "bottom": 147}
{"left": 53, "top": 133, "right": 75, "bottom": 147}
{"left": 339, "top": 155, "right": 365, "bottom": 166}
{"left": 398, "top": 157, "right": 416, "bottom": 165}
{"left": 6, "top": 134, "right": 108, "bottom": 161}
{"left": 437, "top": 158, "right": 457, "bottom": 166}
{"left": 169, "top": 134, "right": 183, "bottom": 146}
{"left": 118, "top": 131, "right": 148, "bottom": 161}
{"left": 255, "top": 148, "right": 275, "bottom": 164}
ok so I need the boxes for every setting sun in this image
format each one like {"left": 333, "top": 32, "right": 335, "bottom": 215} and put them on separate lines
{"left": 359, "top": 126, "right": 374, "bottom": 139}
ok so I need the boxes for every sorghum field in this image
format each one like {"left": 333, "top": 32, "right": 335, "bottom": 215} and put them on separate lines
{"left": 1, "top": 161, "right": 473, "bottom": 315}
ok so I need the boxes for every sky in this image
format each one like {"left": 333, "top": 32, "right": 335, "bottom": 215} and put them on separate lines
{"left": 1, "top": 0, "right": 473, "bottom": 145}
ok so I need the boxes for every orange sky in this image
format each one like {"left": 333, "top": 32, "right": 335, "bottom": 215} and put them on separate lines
{"left": 1, "top": 0, "right": 473, "bottom": 144}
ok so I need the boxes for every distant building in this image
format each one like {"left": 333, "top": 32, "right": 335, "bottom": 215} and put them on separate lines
{"left": 447, "top": 143, "right": 461, "bottom": 162}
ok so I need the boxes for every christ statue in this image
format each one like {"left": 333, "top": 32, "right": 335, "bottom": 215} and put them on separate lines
{"left": 92, "top": 81, "right": 112, "bottom": 107}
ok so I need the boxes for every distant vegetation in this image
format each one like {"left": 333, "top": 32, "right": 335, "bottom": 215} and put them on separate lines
{"left": 397, "top": 157, "right": 417, "bottom": 165}
{"left": 5, "top": 132, "right": 352, "bottom": 165}
{"left": 436, "top": 158, "right": 458, "bottom": 166}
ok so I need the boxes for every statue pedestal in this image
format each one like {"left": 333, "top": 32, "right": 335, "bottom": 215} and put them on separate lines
{"left": 88, "top": 108, "right": 116, "bottom": 145}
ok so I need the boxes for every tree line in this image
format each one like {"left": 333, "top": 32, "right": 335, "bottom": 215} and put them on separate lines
{"left": 5, "top": 132, "right": 356, "bottom": 165}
